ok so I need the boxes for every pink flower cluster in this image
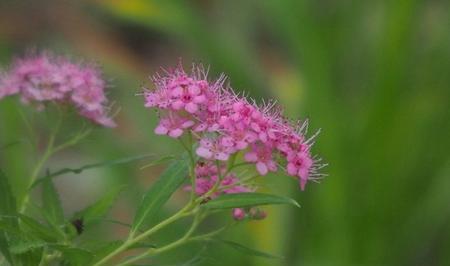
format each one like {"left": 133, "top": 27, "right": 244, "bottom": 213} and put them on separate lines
{"left": 144, "top": 64, "right": 323, "bottom": 190}
{"left": 0, "top": 52, "right": 115, "bottom": 127}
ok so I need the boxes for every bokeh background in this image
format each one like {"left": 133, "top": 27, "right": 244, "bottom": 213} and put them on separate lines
{"left": 1, "top": 0, "right": 449, "bottom": 265}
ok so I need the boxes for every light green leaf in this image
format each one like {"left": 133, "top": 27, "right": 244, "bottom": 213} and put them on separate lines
{"left": 42, "top": 178, "right": 65, "bottom": 226}
{"left": 58, "top": 247, "right": 94, "bottom": 266}
{"left": 18, "top": 214, "right": 59, "bottom": 242}
{"left": 0, "top": 169, "right": 17, "bottom": 264}
{"left": 72, "top": 186, "right": 125, "bottom": 227}
{"left": 203, "top": 193, "right": 300, "bottom": 209}
{"left": 131, "top": 159, "right": 188, "bottom": 233}
{"left": 31, "top": 153, "right": 156, "bottom": 188}
{"left": 214, "top": 239, "right": 283, "bottom": 259}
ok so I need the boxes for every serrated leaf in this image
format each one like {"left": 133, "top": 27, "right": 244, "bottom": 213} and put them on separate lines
{"left": 42, "top": 178, "right": 65, "bottom": 226}
{"left": 0, "top": 169, "right": 17, "bottom": 264}
{"left": 31, "top": 153, "right": 156, "bottom": 188}
{"left": 58, "top": 247, "right": 93, "bottom": 266}
{"left": 18, "top": 214, "right": 59, "bottom": 242}
{"left": 214, "top": 239, "right": 283, "bottom": 259}
{"left": 131, "top": 159, "right": 188, "bottom": 233}
{"left": 72, "top": 186, "right": 125, "bottom": 227}
{"left": 203, "top": 193, "right": 300, "bottom": 209}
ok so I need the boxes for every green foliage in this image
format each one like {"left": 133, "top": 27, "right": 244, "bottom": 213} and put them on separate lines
{"left": 57, "top": 247, "right": 94, "bottom": 266}
{"left": 131, "top": 159, "right": 188, "bottom": 233}
{"left": 18, "top": 214, "right": 60, "bottom": 243}
{"left": 203, "top": 193, "right": 299, "bottom": 210}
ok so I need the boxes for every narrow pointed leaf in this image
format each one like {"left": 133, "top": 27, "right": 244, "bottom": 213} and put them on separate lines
{"left": 131, "top": 159, "right": 188, "bottom": 233}
{"left": 42, "top": 178, "right": 65, "bottom": 226}
{"left": 214, "top": 239, "right": 283, "bottom": 259}
{"left": 203, "top": 193, "right": 300, "bottom": 209}
{"left": 72, "top": 186, "right": 125, "bottom": 226}
{"left": 31, "top": 153, "right": 156, "bottom": 188}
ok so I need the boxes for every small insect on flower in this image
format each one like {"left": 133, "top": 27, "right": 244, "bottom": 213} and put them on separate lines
{"left": 0, "top": 52, "right": 116, "bottom": 127}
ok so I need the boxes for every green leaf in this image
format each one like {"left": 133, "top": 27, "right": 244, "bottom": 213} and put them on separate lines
{"left": 0, "top": 169, "right": 17, "bottom": 264}
{"left": 203, "top": 193, "right": 300, "bottom": 209}
{"left": 31, "top": 153, "right": 156, "bottom": 188}
{"left": 9, "top": 239, "right": 46, "bottom": 254}
{"left": 90, "top": 240, "right": 123, "bottom": 263}
{"left": 72, "top": 186, "right": 125, "bottom": 227}
{"left": 214, "top": 239, "right": 283, "bottom": 259}
{"left": 58, "top": 247, "right": 94, "bottom": 266}
{"left": 131, "top": 159, "right": 188, "bottom": 233}
{"left": 42, "top": 178, "right": 65, "bottom": 226}
{"left": 18, "top": 214, "right": 59, "bottom": 242}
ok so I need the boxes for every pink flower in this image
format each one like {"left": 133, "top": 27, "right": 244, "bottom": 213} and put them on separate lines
{"left": 154, "top": 114, "right": 194, "bottom": 138}
{"left": 196, "top": 137, "right": 233, "bottom": 161}
{"left": 143, "top": 62, "right": 325, "bottom": 191}
{"left": 219, "top": 118, "right": 257, "bottom": 151}
{"left": 170, "top": 78, "right": 207, "bottom": 113}
{"left": 244, "top": 144, "right": 277, "bottom": 175}
{"left": 286, "top": 149, "right": 314, "bottom": 190}
{"left": 0, "top": 52, "right": 115, "bottom": 127}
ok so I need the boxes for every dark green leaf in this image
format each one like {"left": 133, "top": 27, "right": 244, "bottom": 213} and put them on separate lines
{"left": 42, "top": 178, "right": 65, "bottom": 226}
{"left": 203, "top": 193, "right": 300, "bottom": 209}
{"left": 0, "top": 169, "right": 17, "bottom": 264}
{"left": 72, "top": 186, "right": 125, "bottom": 226}
{"left": 214, "top": 239, "right": 283, "bottom": 259}
{"left": 18, "top": 214, "right": 59, "bottom": 242}
{"left": 31, "top": 153, "right": 156, "bottom": 188}
{"left": 131, "top": 159, "right": 188, "bottom": 233}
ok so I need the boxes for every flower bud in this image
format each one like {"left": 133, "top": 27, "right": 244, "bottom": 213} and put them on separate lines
{"left": 232, "top": 208, "right": 246, "bottom": 220}
{"left": 249, "top": 207, "right": 267, "bottom": 220}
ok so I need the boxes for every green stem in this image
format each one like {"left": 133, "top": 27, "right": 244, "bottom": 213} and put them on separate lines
{"left": 117, "top": 211, "right": 204, "bottom": 266}
{"left": 93, "top": 203, "right": 197, "bottom": 266}
{"left": 19, "top": 133, "right": 56, "bottom": 213}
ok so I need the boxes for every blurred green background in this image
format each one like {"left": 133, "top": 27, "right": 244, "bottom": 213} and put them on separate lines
{"left": 1, "top": 0, "right": 449, "bottom": 265}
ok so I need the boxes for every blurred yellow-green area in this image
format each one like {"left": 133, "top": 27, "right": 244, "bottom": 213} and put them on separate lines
{"left": 1, "top": 0, "right": 450, "bottom": 265}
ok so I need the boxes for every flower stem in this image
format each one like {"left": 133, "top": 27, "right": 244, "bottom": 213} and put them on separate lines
{"left": 116, "top": 210, "right": 204, "bottom": 266}
{"left": 93, "top": 202, "right": 197, "bottom": 266}
{"left": 19, "top": 132, "right": 56, "bottom": 213}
